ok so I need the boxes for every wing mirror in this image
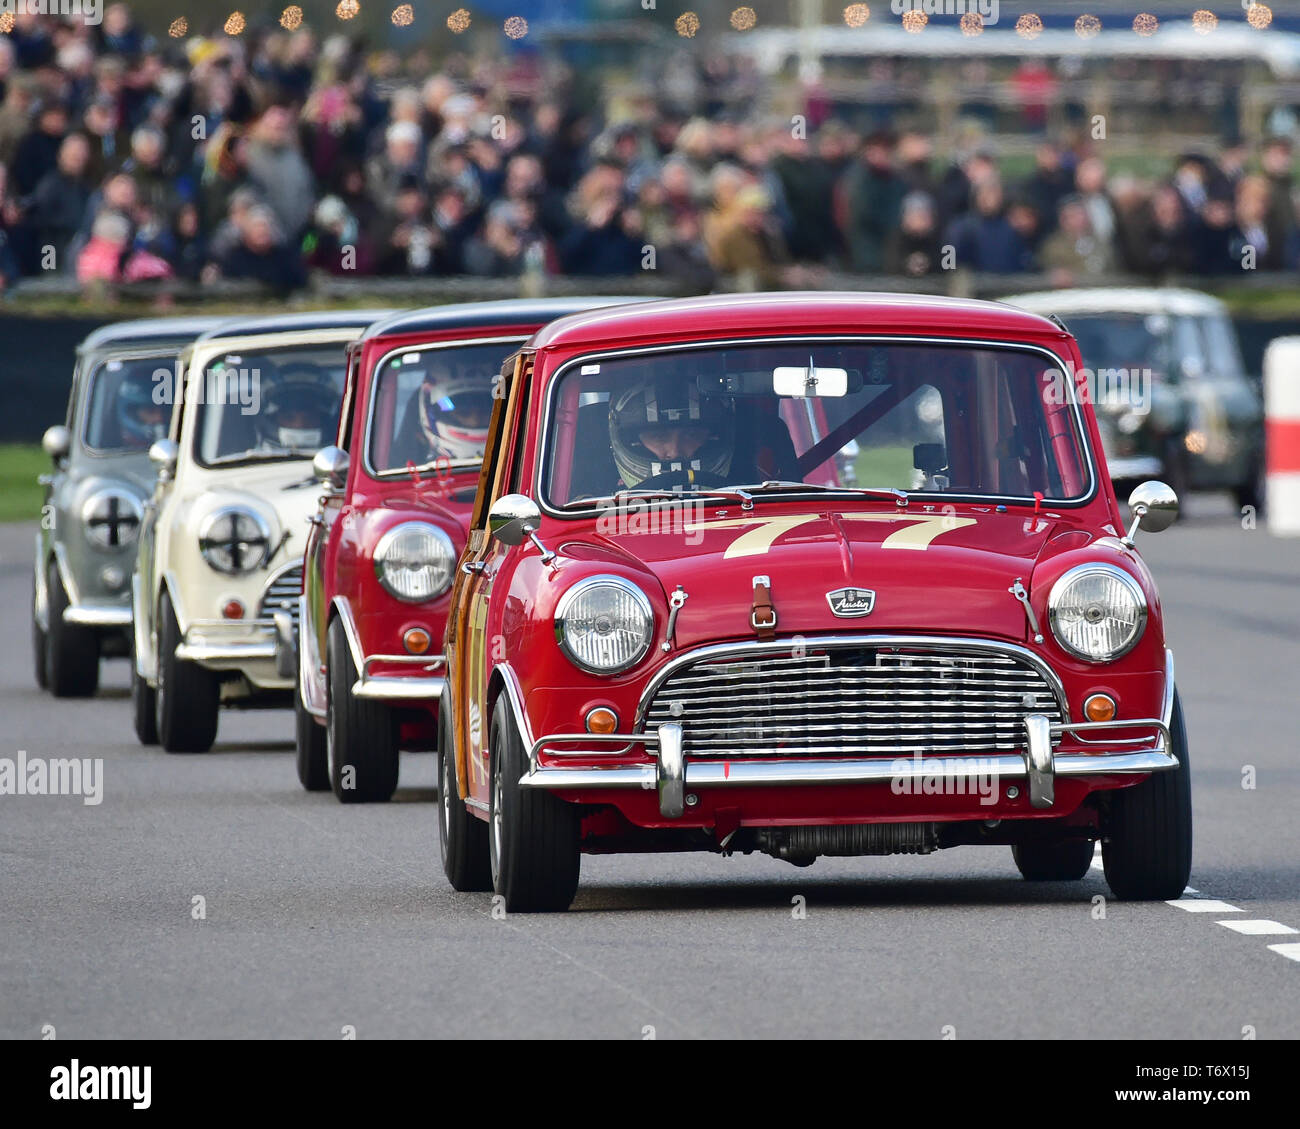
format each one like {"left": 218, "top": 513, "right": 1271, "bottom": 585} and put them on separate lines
{"left": 148, "top": 438, "right": 178, "bottom": 481}
{"left": 42, "top": 425, "right": 70, "bottom": 462}
{"left": 488, "top": 494, "right": 554, "bottom": 562}
{"left": 313, "top": 445, "right": 349, "bottom": 491}
{"left": 1123, "top": 480, "right": 1178, "bottom": 546}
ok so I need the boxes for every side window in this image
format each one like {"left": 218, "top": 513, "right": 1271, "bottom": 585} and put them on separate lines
{"left": 468, "top": 352, "right": 528, "bottom": 535}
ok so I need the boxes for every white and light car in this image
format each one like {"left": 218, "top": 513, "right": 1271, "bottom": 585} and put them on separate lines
{"left": 131, "top": 310, "right": 391, "bottom": 752}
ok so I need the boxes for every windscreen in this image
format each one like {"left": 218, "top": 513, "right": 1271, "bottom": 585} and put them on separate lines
{"left": 542, "top": 341, "right": 1089, "bottom": 507}
{"left": 193, "top": 344, "right": 346, "bottom": 467}
{"left": 84, "top": 356, "right": 173, "bottom": 454}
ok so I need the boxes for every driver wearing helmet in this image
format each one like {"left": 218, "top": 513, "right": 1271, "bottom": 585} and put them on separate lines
{"left": 609, "top": 375, "right": 740, "bottom": 490}
{"left": 413, "top": 357, "right": 494, "bottom": 463}
{"left": 115, "top": 377, "right": 169, "bottom": 449}
{"left": 257, "top": 366, "right": 338, "bottom": 452}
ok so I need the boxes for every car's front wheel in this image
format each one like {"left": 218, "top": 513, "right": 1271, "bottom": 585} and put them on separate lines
{"left": 1012, "top": 837, "right": 1094, "bottom": 881}
{"left": 488, "top": 694, "right": 580, "bottom": 912}
{"left": 156, "top": 591, "right": 220, "bottom": 753}
{"left": 45, "top": 561, "right": 99, "bottom": 698}
{"left": 32, "top": 572, "right": 48, "bottom": 690}
{"left": 1103, "top": 690, "right": 1193, "bottom": 900}
{"left": 131, "top": 632, "right": 158, "bottom": 746}
{"left": 438, "top": 695, "right": 491, "bottom": 891}
{"left": 295, "top": 680, "right": 328, "bottom": 791}
{"left": 326, "top": 618, "right": 398, "bottom": 803}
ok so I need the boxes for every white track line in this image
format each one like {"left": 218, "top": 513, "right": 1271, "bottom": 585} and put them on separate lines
{"left": 1166, "top": 898, "right": 1242, "bottom": 913}
{"left": 1266, "top": 943, "right": 1300, "bottom": 962}
{"left": 1216, "top": 920, "right": 1298, "bottom": 936}
{"left": 1091, "top": 849, "right": 1298, "bottom": 963}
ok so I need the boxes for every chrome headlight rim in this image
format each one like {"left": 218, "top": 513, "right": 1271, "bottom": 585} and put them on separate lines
{"left": 80, "top": 488, "right": 144, "bottom": 550}
{"left": 1047, "top": 562, "right": 1148, "bottom": 664}
{"left": 373, "top": 520, "right": 457, "bottom": 603}
{"left": 197, "top": 506, "right": 272, "bottom": 576}
{"left": 554, "top": 574, "right": 654, "bottom": 676}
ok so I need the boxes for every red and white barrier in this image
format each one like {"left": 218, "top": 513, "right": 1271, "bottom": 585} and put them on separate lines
{"left": 1265, "top": 337, "right": 1300, "bottom": 535}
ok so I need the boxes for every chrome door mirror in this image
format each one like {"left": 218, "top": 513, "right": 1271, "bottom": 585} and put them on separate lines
{"left": 1123, "top": 480, "right": 1179, "bottom": 546}
{"left": 313, "top": 445, "right": 349, "bottom": 491}
{"left": 148, "top": 438, "right": 178, "bottom": 480}
{"left": 42, "top": 425, "right": 70, "bottom": 462}
{"left": 488, "top": 493, "right": 541, "bottom": 546}
{"left": 487, "top": 493, "right": 554, "bottom": 562}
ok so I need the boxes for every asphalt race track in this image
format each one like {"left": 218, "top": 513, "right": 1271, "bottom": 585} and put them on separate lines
{"left": 2, "top": 499, "right": 1297, "bottom": 1040}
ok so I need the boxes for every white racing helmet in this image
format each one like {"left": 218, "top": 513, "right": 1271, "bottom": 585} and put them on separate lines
{"left": 417, "top": 370, "right": 493, "bottom": 461}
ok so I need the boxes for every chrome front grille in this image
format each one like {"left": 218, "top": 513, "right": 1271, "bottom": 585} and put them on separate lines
{"left": 258, "top": 563, "right": 303, "bottom": 626}
{"left": 642, "top": 644, "right": 1064, "bottom": 757}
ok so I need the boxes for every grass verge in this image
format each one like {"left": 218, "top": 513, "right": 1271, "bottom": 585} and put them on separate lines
{"left": 0, "top": 444, "right": 47, "bottom": 523}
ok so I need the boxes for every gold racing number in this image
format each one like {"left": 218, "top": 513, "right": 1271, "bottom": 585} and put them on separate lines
{"left": 683, "top": 513, "right": 977, "bottom": 558}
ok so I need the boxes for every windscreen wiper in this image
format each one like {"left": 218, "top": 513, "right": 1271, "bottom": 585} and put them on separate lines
{"left": 732, "top": 480, "right": 909, "bottom": 505}
{"left": 561, "top": 486, "right": 756, "bottom": 511}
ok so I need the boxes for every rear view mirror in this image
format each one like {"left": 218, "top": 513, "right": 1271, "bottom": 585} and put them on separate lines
{"left": 42, "top": 425, "right": 70, "bottom": 462}
{"left": 313, "top": 445, "right": 349, "bottom": 491}
{"left": 773, "top": 362, "right": 848, "bottom": 398}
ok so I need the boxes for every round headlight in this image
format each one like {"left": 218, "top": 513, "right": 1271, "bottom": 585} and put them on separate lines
{"left": 374, "top": 521, "right": 456, "bottom": 602}
{"left": 1047, "top": 563, "right": 1147, "bottom": 663}
{"left": 198, "top": 507, "right": 271, "bottom": 575}
{"left": 81, "top": 489, "right": 142, "bottom": 549}
{"left": 555, "top": 576, "right": 653, "bottom": 674}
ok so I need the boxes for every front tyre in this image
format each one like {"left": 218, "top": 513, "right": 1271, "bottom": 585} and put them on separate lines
{"left": 156, "top": 591, "right": 219, "bottom": 753}
{"left": 438, "top": 697, "right": 491, "bottom": 891}
{"left": 488, "top": 694, "right": 580, "bottom": 912}
{"left": 32, "top": 571, "right": 48, "bottom": 690}
{"left": 1103, "top": 690, "right": 1193, "bottom": 900}
{"left": 1012, "top": 838, "right": 1094, "bottom": 881}
{"left": 131, "top": 634, "right": 158, "bottom": 745}
{"left": 326, "top": 618, "right": 398, "bottom": 803}
{"left": 45, "top": 561, "right": 99, "bottom": 697}
{"left": 295, "top": 681, "right": 328, "bottom": 791}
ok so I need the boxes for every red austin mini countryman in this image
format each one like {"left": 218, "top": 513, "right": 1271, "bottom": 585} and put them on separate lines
{"left": 297, "top": 299, "right": 639, "bottom": 802}
{"left": 440, "top": 293, "right": 1191, "bottom": 912}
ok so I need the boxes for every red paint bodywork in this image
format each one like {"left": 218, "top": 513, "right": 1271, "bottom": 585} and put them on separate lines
{"left": 449, "top": 294, "right": 1172, "bottom": 842}
{"left": 305, "top": 319, "right": 554, "bottom": 742}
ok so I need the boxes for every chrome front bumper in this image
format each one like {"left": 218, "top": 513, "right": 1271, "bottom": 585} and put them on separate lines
{"left": 175, "top": 618, "right": 279, "bottom": 665}
{"left": 351, "top": 654, "right": 447, "bottom": 702}
{"left": 520, "top": 715, "right": 1177, "bottom": 819}
{"left": 63, "top": 603, "right": 133, "bottom": 628}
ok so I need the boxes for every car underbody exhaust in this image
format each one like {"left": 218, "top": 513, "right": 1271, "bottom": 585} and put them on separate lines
{"left": 754, "top": 822, "right": 940, "bottom": 865}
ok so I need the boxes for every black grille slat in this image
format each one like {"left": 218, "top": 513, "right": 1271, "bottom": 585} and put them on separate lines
{"left": 644, "top": 645, "right": 1064, "bottom": 758}
{"left": 258, "top": 565, "right": 303, "bottom": 628}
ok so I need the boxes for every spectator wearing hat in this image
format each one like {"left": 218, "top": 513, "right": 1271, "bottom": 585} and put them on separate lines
{"left": 210, "top": 203, "right": 306, "bottom": 292}
{"left": 305, "top": 194, "right": 375, "bottom": 276}
{"left": 706, "top": 182, "right": 788, "bottom": 290}
{"left": 368, "top": 119, "right": 424, "bottom": 219}
{"left": 11, "top": 99, "right": 68, "bottom": 198}
{"left": 885, "top": 191, "right": 943, "bottom": 277}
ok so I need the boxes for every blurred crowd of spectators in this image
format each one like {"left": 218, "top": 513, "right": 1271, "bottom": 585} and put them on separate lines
{"left": 1, "top": 6, "right": 1298, "bottom": 295}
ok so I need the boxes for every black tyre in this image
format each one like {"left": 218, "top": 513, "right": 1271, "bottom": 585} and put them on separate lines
{"left": 438, "top": 695, "right": 491, "bottom": 891}
{"left": 326, "top": 618, "right": 398, "bottom": 803}
{"left": 32, "top": 571, "right": 48, "bottom": 690}
{"left": 1233, "top": 456, "right": 1264, "bottom": 514}
{"left": 131, "top": 634, "right": 158, "bottom": 746}
{"left": 156, "top": 591, "right": 219, "bottom": 753}
{"left": 295, "top": 682, "right": 329, "bottom": 791}
{"left": 1012, "top": 837, "right": 1094, "bottom": 881}
{"left": 1103, "top": 690, "right": 1193, "bottom": 901}
{"left": 45, "top": 561, "right": 98, "bottom": 698}
{"left": 488, "top": 694, "right": 580, "bottom": 912}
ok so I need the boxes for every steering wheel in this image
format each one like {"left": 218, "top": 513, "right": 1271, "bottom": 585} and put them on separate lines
{"left": 634, "top": 468, "right": 730, "bottom": 492}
